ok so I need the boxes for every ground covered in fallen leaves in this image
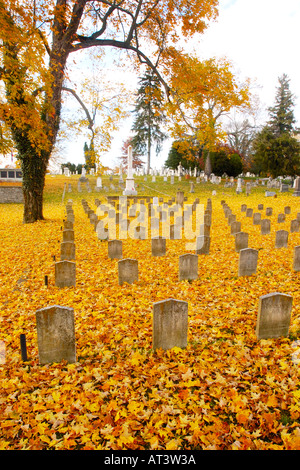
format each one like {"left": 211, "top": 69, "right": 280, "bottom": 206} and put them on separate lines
{"left": 0, "top": 175, "right": 300, "bottom": 450}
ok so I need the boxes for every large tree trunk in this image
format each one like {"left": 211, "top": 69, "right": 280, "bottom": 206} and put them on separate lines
{"left": 21, "top": 149, "right": 48, "bottom": 223}
{"left": 204, "top": 151, "right": 212, "bottom": 176}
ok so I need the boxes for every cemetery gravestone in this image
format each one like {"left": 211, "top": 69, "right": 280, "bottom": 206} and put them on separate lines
{"left": 36, "top": 305, "right": 76, "bottom": 364}
{"left": 256, "top": 293, "right": 293, "bottom": 339}
{"left": 261, "top": 219, "right": 271, "bottom": 235}
{"left": 293, "top": 176, "right": 300, "bottom": 196}
{"left": 60, "top": 242, "right": 76, "bottom": 261}
{"left": 293, "top": 246, "right": 300, "bottom": 271}
{"left": 231, "top": 220, "right": 241, "bottom": 235}
{"left": 196, "top": 235, "right": 210, "bottom": 254}
{"left": 63, "top": 229, "right": 74, "bottom": 242}
{"left": 152, "top": 299, "right": 188, "bottom": 350}
{"left": 234, "top": 232, "right": 248, "bottom": 252}
{"left": 275, "top": 230, "right": 288, "bottom": 248}
{"left": 228, "top": 214, "right": 236, "bottom": 226}
{"left": 178, "top": 254, "right": 198, "bottom": 281}
{"left": 63, "top": 220, "right": 73, "bottom": 230}
{"left": 108, "top": 240, "right": 123, "bottom": 259}
{"left": 277, "top": 213, "right": 285, "bottom": 223}
{"left": 118, "top": 259, "right": 138, "bottom": 285}
{"left": 170, "top": 224, "right": 181, "bottom": 240}
{"left": 152, "top": 237, "right": 166, "bottom": 257}
{"left": 200, "top": 223, "right": 210, "bottom": 237}
{"left": 246, "top": 208, "right": 253, "bottom": 217}
{"left": 280, "top": 184, "right": 289, "bottom": 193}
{"left": 290, "top": 220, "right": 300, "bottom": 233}
{"left": 238, "top": 248, "right": 258, "bottom": 276}
{"left": 266, "top": 207, "right": 273, "bottom": 216}
{"left": 253, "top": 213, "right": 261, "bottom": 225}
{"left": 55, "top": 261, "right": 76, "bottom": 287}
{"left": 176, "top": 191, "right": 184, "bottom": 206}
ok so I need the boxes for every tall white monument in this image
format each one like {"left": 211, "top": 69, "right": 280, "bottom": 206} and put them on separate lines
{"left": 123, "top": 145, "right": 137, "bottom": 196}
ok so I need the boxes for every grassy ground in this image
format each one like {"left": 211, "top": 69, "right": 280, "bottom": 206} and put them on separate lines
{"left": 0, "top": 174, "right": 299, "bottom": 450}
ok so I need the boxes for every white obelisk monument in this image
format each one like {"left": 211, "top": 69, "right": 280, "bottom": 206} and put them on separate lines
{"left": 123, "top": 145, "right": 137, "bottom": 196}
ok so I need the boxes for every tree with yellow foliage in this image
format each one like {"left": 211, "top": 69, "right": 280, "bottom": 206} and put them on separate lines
{"left": 0, "top": 0, "right": 218, "bottom": 222}
{"left": 165, "top": 52, "right": 251, "bottom": 175}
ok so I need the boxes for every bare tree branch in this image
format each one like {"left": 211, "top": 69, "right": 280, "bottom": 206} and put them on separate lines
{"left": 62, "top": 86, "right": 94, "bottom": 136}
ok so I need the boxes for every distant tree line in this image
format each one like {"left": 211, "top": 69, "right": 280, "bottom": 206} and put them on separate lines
{"left": 61, "top": 142, "right": 97, "bottom": 174}
{"left": 165, "top": 141, "right": 243, "bottom": 177}
{"left": 165, "top": 74, "right": 300, "bottom": 178}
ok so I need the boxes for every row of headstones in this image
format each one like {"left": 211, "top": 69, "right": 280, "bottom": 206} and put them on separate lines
{"left": 224, "top": 200, "right": 300, "bottom": 244}
{"left": 54, "top": 201, "right": 76, "bottom": 287}
{"left": 82, "top": 197, "right": 213, "bottom": 249}
{"left": 50, "top": 199, "right": 210, "bottom": 289}
{"left": 84, "top": 199, "right": 211, "bottom": 283}
{"left": 240, "top": 203, "right": 300, "bottom": 233}
{"left": 35, "top": 291, "right": 293, "bottom": 364}
{"left": 222, "top": 201, "right": 300, "bottom": 275}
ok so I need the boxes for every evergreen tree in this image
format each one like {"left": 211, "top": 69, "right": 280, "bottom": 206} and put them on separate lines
{"left": 252, "top": 74, "right": 300, "bottom": 177}
{"left": 165, "top": 141, "right": 201, "bottom": 171}
{"left": 83, "top": 141, "right": 96, "bottom": 171}
{"left": 131, "top": 69, "right": 167, "bottom": 174}
{"left": 268, "top": 74, "right": 296, "bottom": 137}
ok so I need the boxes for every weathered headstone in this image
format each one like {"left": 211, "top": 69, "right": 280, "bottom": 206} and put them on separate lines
{"left": 228, "top": 214, "right": 236, "bottom": 226}
{"left": 266, "top": 207, "right": 273, "bottom": 216}
{"left": 196, "top": 235, "right": 210, "bottom": 254}
{"left": 152, "top": 299, "right": 188, "bottom": 350}
{"left": 246, "top": 208, "right": 253, "bottom": 217}
{"left": 63, "top": 229, "right": 74, "bottom": 242}
{"left": 280, "top": 184, "right": 289, "bottom": 193}
{"left": 277, "top": 213, "right": 285, "bottom": 223}
{"left": 178, "top": 254, "right": 198, "bottom": 281}
{"left": 275, "top": 230, "right": 288, "bottom": 248}
{"left": 176, "top": 191, "right": 184, "bottom": 206}
{"left": 258, "top": 204, "right": 264, "bottom": 210}
{"left": 261, "top": 219, "right": 271, "bottom": 235}
{"left": 55, "top": 260, "right": 76, "bottom": 287}
{"left": 284, "top": 206, "right": 291, "bottom": 214}
{"left": 253, "top": 213, "right": 261, "bottom": 225}
{"left": 256, "top": 293, "right": 293, "bottom": 339}
{"left": 170, "top": 224, "right": 181, "bottom": 240}
{"left": 241, "top": 204, "right": 247, "bottom": 212}
{"left": 63, "top": 220, "right": 73, "bottom": 230}
{"left": 199, "top": 223, "right": 210, "bottom": 237}
{"left": 290, "top": 219, "right": 300, "bottom": 233}
{"left": 36, "top": 305, "right": 76, "bottom": 364}
{"left": 151, "top": 237, "right": 166, "bottom": 257}
{"left": 238, "top": 248, "right": 258, "bottom": 276}
{"left": 293, "top": 176, "right": 300, "bottom": 196}
{"left": 108, "top": 240, "right": 123, "bottom": 259}
{"left": 234, "top": 232, "right": 248, "bottom": 252}
{"left": 293, "top": 246, "right": 300, "bottom": 271}
{"left": 118, "top": 259, "right": 138, "bottom": 285}
{"left": 231, "top": 220, "right": 241, "bottom": 235}
{"left": 60, "top": 241, "right": 76, "bottom": 261}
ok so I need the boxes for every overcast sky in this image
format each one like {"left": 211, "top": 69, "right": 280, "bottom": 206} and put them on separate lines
{"left": 62, "top": 0, "right": 300, "bottom": 170}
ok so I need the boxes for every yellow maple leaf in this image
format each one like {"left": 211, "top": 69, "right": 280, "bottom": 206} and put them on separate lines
{"left": 267, "top": 395, "right": 278, "bottom": 408}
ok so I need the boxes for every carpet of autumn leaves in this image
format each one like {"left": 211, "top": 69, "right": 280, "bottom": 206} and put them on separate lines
{"left": 0, "top": 175, "right": 300, "bottom": 450}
